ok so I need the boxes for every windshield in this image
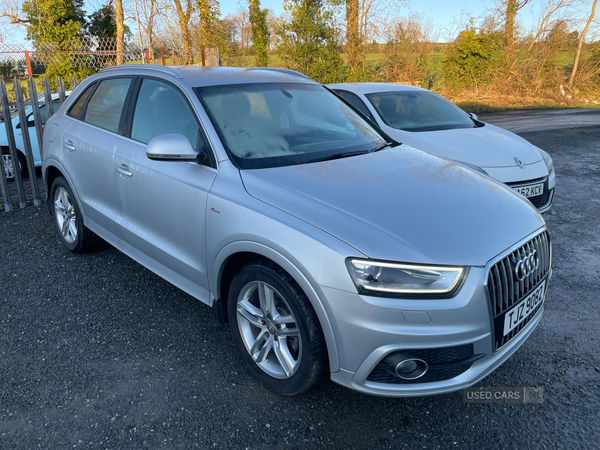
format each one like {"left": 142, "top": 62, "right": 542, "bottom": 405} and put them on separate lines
{"left": 366, "top": 91, "right": 477, "bottom": 132}
{"left": 195, "top": 83, "right": 386, "bottom": 169}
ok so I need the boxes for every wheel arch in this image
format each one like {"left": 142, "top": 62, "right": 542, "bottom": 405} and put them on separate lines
{"left": 43, "top": 162, "right": 85, "bottom": 220}
{"left": 212, "top": 241, "right": 340, "bottom": 373}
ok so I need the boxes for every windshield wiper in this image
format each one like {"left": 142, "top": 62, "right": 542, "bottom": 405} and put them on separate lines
{"left": 301, "top": 149, "right": 371, "bottom": 164}
{"left": 369, "top": 142, "right": 393, "bottom": 153}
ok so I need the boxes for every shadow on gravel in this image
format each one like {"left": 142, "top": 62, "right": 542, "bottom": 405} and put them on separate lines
{"left": 1, "top": 128, "right": 599, "bottom": 450}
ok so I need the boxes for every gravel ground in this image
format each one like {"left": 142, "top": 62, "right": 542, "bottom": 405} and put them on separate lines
{"left": 1, "top": 122, "right": 599, "bottom": 449}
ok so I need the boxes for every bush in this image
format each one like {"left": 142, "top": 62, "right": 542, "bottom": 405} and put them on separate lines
{"left": 442, "top": 24, "right": 499, "bottom": 90}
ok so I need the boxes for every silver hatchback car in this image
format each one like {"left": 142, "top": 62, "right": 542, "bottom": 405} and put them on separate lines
{"left": 43, "top": 65, "right": 551, "bottom": 397}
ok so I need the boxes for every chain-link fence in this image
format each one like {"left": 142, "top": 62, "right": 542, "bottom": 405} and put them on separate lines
{"left": 0, "top": 38, "right": 146, "bottom": 78}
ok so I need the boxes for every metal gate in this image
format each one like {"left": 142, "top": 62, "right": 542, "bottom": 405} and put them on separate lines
{"left": 0, "top": 75, "right": 75, "bottom": 212}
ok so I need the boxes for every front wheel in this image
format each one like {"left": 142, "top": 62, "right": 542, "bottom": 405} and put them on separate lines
{"left": 50, "top": 176, "right": 100, "bottom": 253}
{"left": 227, "top": 261, "right": 327, "bottom": 395}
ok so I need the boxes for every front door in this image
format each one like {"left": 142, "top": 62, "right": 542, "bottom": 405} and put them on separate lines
{"left": 114, "top": 78, "right": 217, "bottom": 301}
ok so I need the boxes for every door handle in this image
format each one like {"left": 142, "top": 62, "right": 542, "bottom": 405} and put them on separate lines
{"left": 64, "top": 140, "right": 76, "bottom": 152}
{"left": 116, "top": 164, "right": 133, "bottom": 178}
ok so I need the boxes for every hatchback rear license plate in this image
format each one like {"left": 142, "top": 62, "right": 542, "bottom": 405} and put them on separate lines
{"left": 502, "top": 280, "right": 546, "bottom": 336}
{"left": 515, "top": 182, "right": 544, "bottom": 198}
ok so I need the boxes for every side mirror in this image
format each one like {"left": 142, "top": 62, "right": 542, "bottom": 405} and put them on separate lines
{"left": 146, "top": 134, "right": 205, "bottom": 162}
{"left": 468, "top": 112, "right": 478, "bottom": 120}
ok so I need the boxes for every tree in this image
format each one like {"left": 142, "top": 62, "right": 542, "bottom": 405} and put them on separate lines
{"left": 249, "top": 0, "right": 269, "bottom": 66}
{"left": 22, "top": 0, "right": 87, "bottom": 49}
{"left": 114, "top": 0, "right": 125, "bottom": 64}
{"left": 173, "top": 0, "right": 194, "bottom": 64}
{"left": 22, "top": 0, "right": 92, "bottom": 84}
{"left": 277, "top": 0, "right": 345, "bottom": 83}
{"left": 197, "top": 0, "right": 220, "bottom": 48}
{"left": 88, "top": 3, "right": 117, "bottom": 39}
{"left": 346, "top": 0, "right": 363, "bottom": 79}
{"left": 442, "top": 23, "right": 499, "bottom": 90}
{"left": 503, "top": 0, "right": 532, "bottom": 50}
{"left": 569, "top": 0, "right": 598, "bottom": 86}
{"left": 526, "top": 0, "right": 576, "bottom": 52}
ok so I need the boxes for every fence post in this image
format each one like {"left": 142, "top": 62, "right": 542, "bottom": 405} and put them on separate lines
{"left": 161, "top": 47, "right": 166, "bottom": 66}
{"left": 201, "top": 48, "right": 206, "bottom": 66}
{"left": 24, "top": 50, "right": 33, "bottom": 78}
{"left": 28, "top": 77, "right": 44, "bottom": 162}
{"left": 57, "top": 77, "right": 66, "bottom": 104}
{"left": 0, "top": 80, "right": 12, "bottom": 211}
{"left": 42, "top": 77, "right": 54, "bottom": 117}
{"left": 0, "top": 79, "right": 27, "bottom": 208}
{"left": 14, "top": 78, "right": 41, "bottom": 206}
{"left": 71, "top": 76, "right": 78, "bottom": 89}
{"left": 145, "top": 49, "right": 150, "bottom": 64}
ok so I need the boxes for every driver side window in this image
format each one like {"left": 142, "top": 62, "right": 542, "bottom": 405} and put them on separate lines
{"left": 131, "top": 79, "right": 200, "bottom": 151}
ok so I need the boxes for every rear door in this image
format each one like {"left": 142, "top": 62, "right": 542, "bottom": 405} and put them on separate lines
{"left": 61, "top": 77, "right": 134, "bottom": 243}
{"left": 114, "top": 77, "right": 217, "bottom": 298}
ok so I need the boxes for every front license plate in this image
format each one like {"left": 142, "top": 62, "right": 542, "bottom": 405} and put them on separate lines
{"left": 502, "top": 280, "right": 546, "bottom": 336}
{"left": 515, "top": 182, "right": 544, "bottom": 198}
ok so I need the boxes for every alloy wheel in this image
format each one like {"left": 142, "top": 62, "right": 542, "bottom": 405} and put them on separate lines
{"left": 236, "top": 281, "right": 302, "bottom": 379}
{"left": 2, "top": 154, "right": 15, "bottom": 179}
{"left": 54, "top": 186, "right": 77, "bottom": 244}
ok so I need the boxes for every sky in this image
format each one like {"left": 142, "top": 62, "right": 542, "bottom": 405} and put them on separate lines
{"left": 0, "top": 0, "right": 550, "bottom": 46}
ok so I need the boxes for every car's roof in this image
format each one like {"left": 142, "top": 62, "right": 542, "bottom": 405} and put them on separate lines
{"left": 326, "top": 82, "right": 428, "bottom": 95}
{"left": 99, "top": 65, "right": 317, "bottom": 87}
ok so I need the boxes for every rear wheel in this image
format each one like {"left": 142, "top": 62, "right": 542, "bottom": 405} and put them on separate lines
{"left": 227, "top": 260, "right": 327, "bottom": 395}
{"left": 1, "top": 148, "right": 27, "bottom": 182}
{"left": 50, "top": 176, "right": 100, "bottom": 253}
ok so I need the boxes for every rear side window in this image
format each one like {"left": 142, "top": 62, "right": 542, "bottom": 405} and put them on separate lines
{"left": 131, "top": 79, "right": 200, "bottom": 150}
{"left": 68, "top": 84, "right": 95, "bottom": 119}
{"left": 335, "top": 90, "right": 376, "bottom": 122}
{"left": 84, "top": 78, "right": 132, "bottom": 133}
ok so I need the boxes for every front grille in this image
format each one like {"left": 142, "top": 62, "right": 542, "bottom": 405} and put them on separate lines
{"left": 506, "top": 178, "right": 552, "bottom": 210}
{"left": 528, "top": 189, "right": 552, "bottom": 209}
{"left": 486, "top": 231, "right": 551, "bottom": 350}
{"left": 366, "top": 344, "right": 475, "bottom": 384}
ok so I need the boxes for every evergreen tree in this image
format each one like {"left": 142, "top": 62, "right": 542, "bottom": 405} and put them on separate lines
{"left": 249, "top": 0, "right": 269, "bottom": 67}
{"left": 22, "top": 0, "right": 87, "bottom": 50}
{"left": 22, "top": 0, "right": 92, "bottom": 85}
{"left": 277, "top": 0, "right": 344, "bottom": 83}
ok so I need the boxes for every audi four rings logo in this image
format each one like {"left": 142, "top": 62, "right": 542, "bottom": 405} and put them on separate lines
{"left": 514, "top": 250, "right": 539, "bottom": 281}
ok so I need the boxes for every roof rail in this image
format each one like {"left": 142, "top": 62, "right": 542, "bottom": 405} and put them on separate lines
{"left": 99, "top": 64, "right": 183, "bottom": 79}
{"left": 256, "top": 67, "right": 312, "bottom": 80}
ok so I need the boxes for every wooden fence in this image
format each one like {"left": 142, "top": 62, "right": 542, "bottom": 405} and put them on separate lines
{"left": 0, "top": 75, "right": 75, "bottom": 212}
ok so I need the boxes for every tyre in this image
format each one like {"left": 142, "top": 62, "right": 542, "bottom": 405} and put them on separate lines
{"left": 227, "top": 260, "right": 327, "bottom": 395}
{"left": 1, "top": 148, "right": 27, "bottom": 182}
{"left": 50, "top": 176, "right": 100, "bottom": 253}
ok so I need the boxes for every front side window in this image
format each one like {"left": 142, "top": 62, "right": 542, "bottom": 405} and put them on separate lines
{"left": 195, "top": 83, "right": 386, "bottom": 169}
{"left": 84, "top": 78, "right": 132, "bottom": 133}
{"left": 131, "top": 79, "right": 200, "bottom": 150}
{"left": 366, "top": 91, "right": 476, "bottom": 132}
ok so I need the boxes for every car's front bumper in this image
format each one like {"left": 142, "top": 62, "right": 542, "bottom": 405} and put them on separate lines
{"left": 322, "top": 264, "right": 546, "bottom": 397}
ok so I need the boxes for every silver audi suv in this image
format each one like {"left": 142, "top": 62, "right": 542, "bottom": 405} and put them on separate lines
{"left": 43, "top": 65, "right": 551, "bottom": 396}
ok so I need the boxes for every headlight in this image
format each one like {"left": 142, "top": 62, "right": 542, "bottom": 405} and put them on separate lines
{"left": 346, "top": 258, "right": 467, "bottom": 299}
{"left": 455, "top": 160, "right": 488, "bottom": 175}
{"left": 537, "top": 147, "right": 553, "bottom": 173}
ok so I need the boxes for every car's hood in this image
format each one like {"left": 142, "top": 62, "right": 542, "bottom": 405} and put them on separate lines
{"left": 240, "top": 145, "right": 545, "bottom": 266}
{"left": 392, "top": 124, "right": 543, "bottom": 168}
